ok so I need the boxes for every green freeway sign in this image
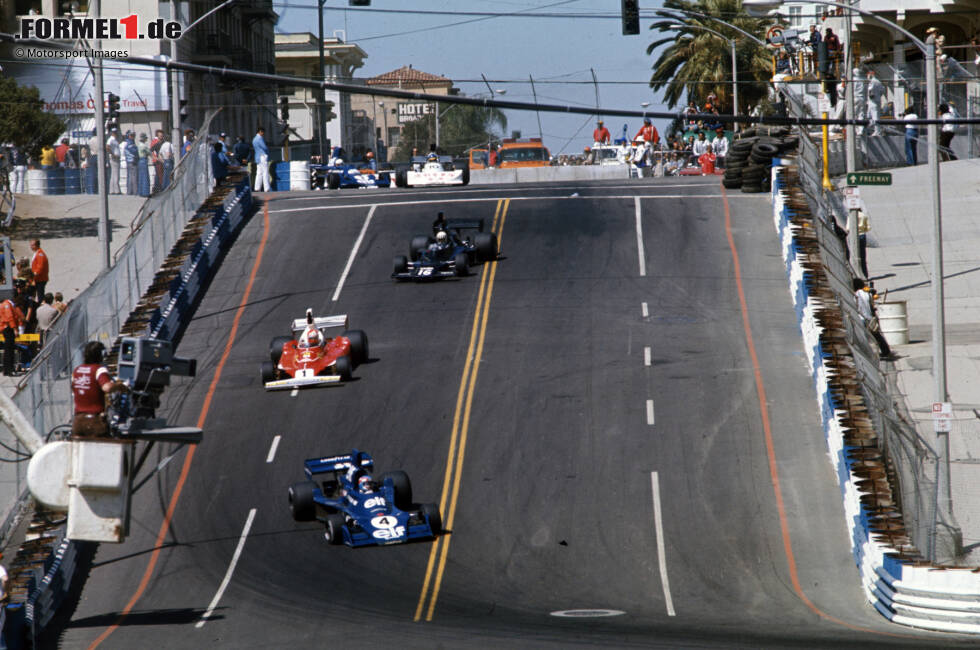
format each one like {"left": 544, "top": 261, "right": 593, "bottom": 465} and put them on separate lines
{"left": 846, "top": 172, "right": 892, "bottom": 186}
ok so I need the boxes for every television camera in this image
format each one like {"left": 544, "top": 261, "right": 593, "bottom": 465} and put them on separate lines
{"left": 107, "top": 336, "right": 201, "bottom": 442}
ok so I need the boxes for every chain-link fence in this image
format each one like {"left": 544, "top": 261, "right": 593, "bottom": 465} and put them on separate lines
{"left": 0, "top": 112, "right": 218, "bottom": 545}
{"left": 780, "top": 87, "right": 961, "bottom": 562}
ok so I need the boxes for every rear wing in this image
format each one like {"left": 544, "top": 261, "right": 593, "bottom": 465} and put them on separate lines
{"left": 446, "top": 218, "right": 485, "bottom": 233}
{"left": 291, "top": 310, "right": 349, "bottom": 334}
{"left": 304, "top": 450, "right": 374, "bottom": 478}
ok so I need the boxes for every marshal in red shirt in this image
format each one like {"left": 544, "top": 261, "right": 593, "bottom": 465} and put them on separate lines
{"left": 72, "top": 364, "right": 113, "bottom": 414}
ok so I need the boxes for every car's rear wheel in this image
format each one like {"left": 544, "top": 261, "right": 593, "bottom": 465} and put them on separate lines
{"left": 288, "top": 481, "right": 316, "bottom": 522}
{"left": 395, "top": 169, "right": 408, "bottom": 187}
{"left": 334, "top": 355, "right": 353, "bottom": 381}
{"left": 379, "top": 470, "right": 413, "bottom": 510}
{"left": 461, "top": 165, "right": 470, "bottom": 185}
{"left": 324, "top": 513, "right": 345, "bottom": 545}
{"left": 473, "top": 232, "right": 498, "bottom": 263}
{"left": 379, "top": 172, "right": 391, "bottom": 185}
{"left": 420, "top": 502, "right": 442, "bottom": 535}
{"left": 343, "top": 330, "right": 368, "bottom": 365}
{"left": 393, "top": 255, "right": 408, "bottom": 275}
{"left": 327, "top": 173, "right": 341, "bottom": 190}
{"left": 410, "top": 235, "right": 430, "bottom": 261}
{"left": 454, "top": 252, "right": 469, "bottom": 277}
{"left": 270, "top": 336, "right": 291, "bottom": 364}
{"left": 260, "top": 361, "right": 276, "bottom": 384}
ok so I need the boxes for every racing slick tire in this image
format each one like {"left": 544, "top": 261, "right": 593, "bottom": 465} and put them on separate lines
{"left": 327, "top": 173, "right": 341, "bottom": 190}
{"left": 395, "top": 169, "right": 409, "bottom": 188}
{"left": 270, "top": 336, "right": 291, "bottom": 363}
{"left": 324, "top": 513, "right": 346, "bottom": 545}
{"left": 289, "top": 481, "right": 317, "bottom": 522}
{"left": 420, "top": 503, "right": 442, "bottom": 535}
{"left": 393, "top": 255, "right": 408, "bottom": 275}
{"left": 260, "top": 361, "right": 277, "bottom": 384}
{"left": 410, "top": 235, "right": 430, "bottom": 261}
{"left": 453, "top": 253, "right": 469, "bottom": 277}
{"left": 335, "top": 355, "right": 353, "bottom": 381}
{"left": 473, "top": 232, "right": 498, "bottom": 263}
{"left": 343, "top": 330, "right": 369, "bottom": 365}
{"left": 379, "top": 470, "right": 413, "bottom": 510}
{"left": 461, "top": 166, "right": 470, "bottom": 186}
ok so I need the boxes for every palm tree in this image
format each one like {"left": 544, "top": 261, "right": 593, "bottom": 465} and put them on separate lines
{"left": 647, "top": 0, "right": 771, "bottom": 116}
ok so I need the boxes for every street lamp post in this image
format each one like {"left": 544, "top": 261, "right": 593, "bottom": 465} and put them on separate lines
{"left": 318, "top": 0, "right": 327, "bottom": 160}
{"left": 744, "top": 0, "right": 952, "bottom": 561}
{"left": 377, "top": 101, "right": 388, "bottom": 161}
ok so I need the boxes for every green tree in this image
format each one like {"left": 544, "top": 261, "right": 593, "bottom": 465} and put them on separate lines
{"left": 0, "top": 77, "right": 66, "bottom": 160}
{"left": 647, "top": 0, "right": 771, "bottom": 116}
{"left": 394, "top": 102, "right": 506, "bottom": 160}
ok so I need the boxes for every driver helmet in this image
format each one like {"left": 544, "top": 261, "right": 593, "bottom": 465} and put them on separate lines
{"left": 303, "top": 326, "right": 321, "bottom": 347}
{"left": 427, "top": 152, "right": 439, "bottom": 161}
{"left": 436, "top": 231, "right": 448, "bottom": 244}
{"left": 357, "top": 475, "right": 374, "bottom": 493}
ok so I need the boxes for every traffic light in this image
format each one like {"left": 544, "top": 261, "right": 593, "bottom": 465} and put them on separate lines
{"left": 106, "top": 93, "right": 120, "bottom": 130}
{"left": 323, "top": 100, "right": 336, "bottom": 122}
{"left": 621, "top": 0, "right": 640, "bottom": 35}
{"left": 279, "top": 96, "right": 289, "bottom": 121}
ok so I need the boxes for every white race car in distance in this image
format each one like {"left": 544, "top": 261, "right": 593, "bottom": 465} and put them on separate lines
{"left": 395, "top": 156, "right": 470, "bottom": 188}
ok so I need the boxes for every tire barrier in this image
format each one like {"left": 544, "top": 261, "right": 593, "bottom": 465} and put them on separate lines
{"left": 772, "top": 162, "right": 980, "bottom": 634}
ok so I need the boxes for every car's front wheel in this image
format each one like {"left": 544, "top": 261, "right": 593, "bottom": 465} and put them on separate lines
{"left": 260, "top": 361, "right": 276, "bottom": 384}
{"left": 334, "top": 355, "right": 353, "bottom": 381}
{"left": 324, "top": 513, "right": 345, "bottom": 545}
{"left": 288, "top": 481, "right": 316, "bottom": 522}
{"left": 420, "top": 502, "right": 442, "bottom": 535}
{"left": 343, "top": 330, "right": 369, "bottom": 365}
{"left": 327, "top": 173, "right": 341, "bottom": 190}
{"left": 379, "top": 470, "right": 413, "bottom": 510}
{"left": 454, "top": 252, "right": 469, "bottom": 277}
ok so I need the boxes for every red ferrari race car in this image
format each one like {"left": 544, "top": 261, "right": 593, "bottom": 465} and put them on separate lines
{"left": 261, "top": 309, "right": 368, "bottom": 391}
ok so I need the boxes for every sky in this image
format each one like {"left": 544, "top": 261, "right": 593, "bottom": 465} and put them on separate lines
{"left": 273, "top": 1, "right": 673, "bottom": 156}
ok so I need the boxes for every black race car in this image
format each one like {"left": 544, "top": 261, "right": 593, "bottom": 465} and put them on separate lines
{"left": 392, "top": 218, "right": 498, "bottom": 280}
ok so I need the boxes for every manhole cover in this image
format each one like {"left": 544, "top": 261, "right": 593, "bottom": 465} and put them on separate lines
{"left": 550, "top": 609, "right": 626, "bottom": 618}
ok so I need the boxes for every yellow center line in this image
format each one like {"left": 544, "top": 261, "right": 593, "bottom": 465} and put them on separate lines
{"left": 413, "top": 199, "right": 509, "bottom": 622}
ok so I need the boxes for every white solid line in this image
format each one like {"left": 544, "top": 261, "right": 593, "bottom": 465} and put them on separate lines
{"left": 266, "top": 435, "right": 281, "bottom": 463}
{"left": 646, "top": 399, "right": 655, "bottom": 425}
{"left": 290, "top": 388, "right": 298, "bottom": 398}
{"left": 650, "top": 472, "right": 676, "bottom": 617}
{"left": 332, "top": 204, "right": 376, "bottom": 302}
{"left": 644, "top": 346, "right": 651, "bottom": 367}
{"left": 634, "top": 196, "right": 646, "bottom": 277}
{"left": 641, "top": 302, "right": 649, "bottom": 318}
{"left": 196, "top": 508, "right": 257, "bottom": 628}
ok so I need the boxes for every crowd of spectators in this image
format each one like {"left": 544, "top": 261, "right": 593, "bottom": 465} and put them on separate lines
{"left": 1, "top": 239, "right": 66, "bottom": 375}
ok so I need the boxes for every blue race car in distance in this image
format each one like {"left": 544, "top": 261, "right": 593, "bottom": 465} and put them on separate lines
{"left": 392, "top": 218, "right": 498, "bottom": 280}
{"left": 288, "top": 449, "right": 442, "bottom": 547}
{"left": 312, "top": 163, "right": 392, "bottom": 190}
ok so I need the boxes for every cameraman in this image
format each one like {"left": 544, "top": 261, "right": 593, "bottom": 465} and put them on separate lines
{"left": 71, "top": 341, "right": 119, "bottom": 438}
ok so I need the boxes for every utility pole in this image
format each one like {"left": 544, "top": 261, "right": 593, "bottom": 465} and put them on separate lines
{"left": 318, "top": 0, "right": 327, "bottom": 160}
{"left": 93, "top": 0, "right": 110, "bottom": 270}
{"left": 171, "top": 1, "right": 182, "bottom": 160}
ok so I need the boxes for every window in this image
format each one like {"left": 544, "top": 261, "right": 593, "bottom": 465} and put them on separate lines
{"left": 788, "top": 6, "right": 802, "bottom": 28}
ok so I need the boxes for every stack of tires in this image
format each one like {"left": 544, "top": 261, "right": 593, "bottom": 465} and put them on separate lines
{"left": 721, "top": 128, "right": 799, "bottom": 193}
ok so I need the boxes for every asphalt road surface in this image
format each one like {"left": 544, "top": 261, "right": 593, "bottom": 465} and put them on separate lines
{"left": 49, "top": 179, "right": 973, "bottom": 649}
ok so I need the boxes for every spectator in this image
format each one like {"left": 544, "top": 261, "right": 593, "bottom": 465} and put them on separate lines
{"left": 106, "top": 128, "right": 121, "bottom": 194}
{"left": 36, "top": 293, "right": 58, "bottom": 346}
{"left": 123, "top": 131, "right": 139, "bottom": 195}
{"left": 939, "top": 102, "right": 957, "bottom": 161}
{"left": 364, "top": 149, "right": 377, "bottom": 171}
{"left": 593, "top": 120, "right": 611, "bottom": 144}
{"left": 903, "top": 106, "right": 920, "bottom": 165}
{"left": 488, "top": 145, "right": 499, "bottom": 167}
{"left": 851, "top": 69, "right": 867, "bottom": 132}
{"left": 866, "top": 70, "right": 885, "bottom": 135}
{"left": 698, "top": 144, "right": 716, "bottom": 175}
{"left": 87, "top": 131, "right": 100, "bottom": 193}
{"left": 808, "top": 23, "right": 822, "bottom": 51}
{"left": 971, "top": 34, "right": 980, "bottom": 66}
{"left": 853, "top": 279, "right": 892, "bottom": 358}
{"left": 824, "top": 27, "right": 841, "bottom": 71}
{"left": 252, "top": 126, "right": 271, "bottom": 192}
{"left": 158, "top": 132, "right": 175, "bottom": 191}
{"left": 692, "top": 131, "right": 709, "bottom": 157}
{"left": 634, "top": 117, "right": 660, "bottom": 147}
{"left": 15, "top": 279, "right": 37, "bottom": 336}
{"left": 775, "top": 51, "right": 792, "bottom": 77}
{"left": 40, "top": 144, "right": 57, "bottom": 170}
{"left": 182, "top": 129, "right": 195, "bottom": 157}
{"left": 137, "top": 133, "right": 151, "bottom": 196}
{"left": 217, "top": 132, "right": 229, "bottom": 155}
{"left": 211, "top": 142, "right": 231, "bottom": 184}
{"left": 582, "top": 146, "right": 594, "bottom": 165}
{"left": 150, "top": 129, "right": 165, "bottom": 193}
{"left": 29, "top": 239, "right": 48, "bottom": 302}
{"left": 11, "top": 147, "right": 26, "bottom": 194}
{"left": 52, "top": 292, "right": 67, "bottom": 314}
{"left": 710, "top": 128, "right": 728, "bottom": 167}
{"left": 683, "top": 101, "right": 698, "bottom": 128}
{"left": 71, "top": 341, "right": 118, "bottom": 438}
{"left": 232, "top": 135, "right": 251, "bottom": 170}
{"left": 0, "top": 293, "right": 23, "bottom": 376}
{"left": 55, "top": 138, "right": 71, "bottom": 167}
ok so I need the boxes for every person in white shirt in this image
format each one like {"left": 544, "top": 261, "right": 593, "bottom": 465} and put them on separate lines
{"left": 710, "top": 129, "right": 729, "bottom": 167}
{"left": 865, "top": 69, "right": 885, "bottom": 135}
{"left": 939, "top": 102, "right": 958, "bottom": 161}
{"left": 692, "top": 131, "right": 710, "bottom": 158}
{"left": 903, "top": 107, "right": 919, "bottom": 165}
{"left": 105, "top": 129, "right": 121, "bottom": 194}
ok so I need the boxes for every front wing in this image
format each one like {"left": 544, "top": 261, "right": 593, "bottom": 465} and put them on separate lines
{"left": 392, "top": 263, "right": 456, "bottom": 281}
{"left": 264, "top": 374, "right": 343, "bottom": 390}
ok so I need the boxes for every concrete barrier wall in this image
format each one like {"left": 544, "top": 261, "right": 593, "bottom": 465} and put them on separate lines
{"left": 470, "top": 165, "right": 632, "bottom": 184}
{"left": 771, "top": 164, "right": 980, "bottom": 634}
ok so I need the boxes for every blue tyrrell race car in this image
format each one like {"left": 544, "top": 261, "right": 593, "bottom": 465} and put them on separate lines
{"left": 312, "top": 163, "right": 392, "bottom": 190}
{"left": 288, "top": 450, "right": 442, "bottom": 547}
{"left": 392, "top": 218, "right": 498, "bottom": 280}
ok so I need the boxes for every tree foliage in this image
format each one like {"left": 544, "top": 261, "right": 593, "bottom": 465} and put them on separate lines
{"left": 394, "top": 103, "right": 506, "bottom": 160}
{"left": 0, "top": 77, "right": 66, "bottom": 160}
{"left": 647, "top": 0, "right": 771, "bottom": 116}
